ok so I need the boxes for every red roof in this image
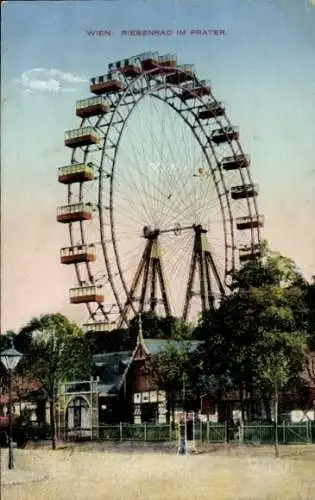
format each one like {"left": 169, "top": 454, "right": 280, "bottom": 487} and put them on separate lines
{"left": 0, "top": 376, "right": 42, "bottom": 403}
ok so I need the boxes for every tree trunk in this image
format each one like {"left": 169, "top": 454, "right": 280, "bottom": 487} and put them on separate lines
{"left": 274, "top": 385, "right": 279, "bottom": 458}
{"left": 50, "top": 399, "right": 57, "bottom": 450}
{"left": 239, "top": 383, "right": 246, "bottom": 422}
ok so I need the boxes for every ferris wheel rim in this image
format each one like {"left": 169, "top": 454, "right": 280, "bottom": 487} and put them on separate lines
{"left": 63, "top": 56, "right": 262, "bottom": 328}
{"left": 102, "top": 69, "right": 258, "bottom": 306}
{"left": 108, "top": 92, "right": 231, "bottom": 302}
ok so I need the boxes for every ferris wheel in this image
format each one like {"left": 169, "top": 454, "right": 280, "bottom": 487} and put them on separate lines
{"left": 57, "top": 52, "right": 264, "bottom": 332}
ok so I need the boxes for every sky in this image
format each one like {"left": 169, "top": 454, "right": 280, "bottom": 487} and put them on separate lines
{"left": 1, "top": 0, "right": 315, "bottom": 333}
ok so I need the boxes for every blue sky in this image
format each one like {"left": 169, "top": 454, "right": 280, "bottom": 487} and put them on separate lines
{"left": 1, "top": 0, "right": 315, "bottom": 332}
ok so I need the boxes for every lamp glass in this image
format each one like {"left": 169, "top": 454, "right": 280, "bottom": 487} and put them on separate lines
{"left": 0, "top": 347, "right": 23, "bottom": 371}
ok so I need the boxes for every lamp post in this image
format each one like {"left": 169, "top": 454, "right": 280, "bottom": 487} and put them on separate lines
{"left": 178, "top": 373, "right": 188, "bottom": 455}
{"left": 0, "top": 338, "right": 23, "bottom": 469}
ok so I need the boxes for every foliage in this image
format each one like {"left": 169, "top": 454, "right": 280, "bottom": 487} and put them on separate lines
{"left": 230, "top": 241, "right": 306, "bottom": 291}
{"left": 0, "top": 331, "right": 15, "bottom": 350}
{"left": 86, "top": 328, "right": 135, "bottom": 354}
{"left": 253, "top": 330, "right": 307, "bottom": 457}
{"left": 17, "top": 313, "right": 92, "bottom": 449}
{"left": 253, "top": 331, "right": 307, "bottom": 389}
{"left": 18, "top": 313, "right": 92, "bottom": 397}
{"left": 129, "top": 313, "right": 193, "bottom": 340}
{"left": 85, "top": 313, "right": 194, "bottom": 354}
{"left": 151, "top": 343, "right": 189, "bottom": 389}
{"left": 304, "top": 279, "right": 315, "bottom": 349}
{"left": 150, "top": 342, "right": 197, "bottom": 410}
{"left": 195, "top": 244, "right": 311, "bottom": 415}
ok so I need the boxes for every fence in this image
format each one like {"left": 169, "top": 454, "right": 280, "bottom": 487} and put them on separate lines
{"left": 22, "top": 421, "right": 315, "bottom": 445}
{"left": 87, "top": 421, "right": 314, "bottom": 445}
{"left": 242, "top": 422, "right": 312, "bottom": 445}
{"left": 98, "top": 423, "right": 175, "bottom": 442}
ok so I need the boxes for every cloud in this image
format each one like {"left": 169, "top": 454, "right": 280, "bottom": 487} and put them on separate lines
{"left": 49, "top": 69, "right": 87, "bottom": 83}
{"left": 17, "top": 68, "right": 88, "bottom": 94}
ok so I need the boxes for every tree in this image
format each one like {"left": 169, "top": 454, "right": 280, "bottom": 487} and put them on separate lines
{"left": 18, "top": 313, "right": 92, "bottom": 449}
{"left": 195, "top": 245, "right": 309, "bottom": 421}
{"left": 305, "top": 351, "right": 315, "bottom": 418}
{"left": 129, "top": 313, "right": 193, "bottom": 340}
{"left": 86, "top": 328, "right": 135, "bottom": 354}
{"left": 254, "top": 331, "right": 307, "bottom": 457}
{"left": 0, "top": 331, "right": 15, "bottom": 350}
{"left": 150, "top": 342, "right": 195, "bottom": 421}
{"left": 304, "top": 278, "right": 315, "bottom": 349}
{"left": 230, "top": 241, "right": 306, "bottom": 291}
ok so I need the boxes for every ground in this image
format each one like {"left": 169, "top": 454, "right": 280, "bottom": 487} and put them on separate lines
{"left": 1, "top": 442, "right": 315, "bottom": 499}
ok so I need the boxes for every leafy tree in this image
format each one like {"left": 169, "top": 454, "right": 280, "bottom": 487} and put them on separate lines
{"left": 129, "top": 313, "right": 193, "bottom": 340}
{"left": 159, "top": 316, "right": 194, "bottom": 340}
{"left": 254, "top": 331, "right": 307, "bottom": 457}
{"left": 305, "top": 351, "right": 315, "bottom": 414}
{"left": 150, "top": 342, "right": 196, "bottom": 421}
{"left": 86, "top": 328, "right": 135, "bottom": 354}
{"left": 230, "top": 241, "right": 306, "bottom": 291}
{"left": 0, "top": 331, "right": 15, "bottom": 350}
{"left": 195, "top": 245, "right": 310, "bottom": 421}
{"left": 18, "top": 313, "right": 92, "bottom": 449}
{"left": 304, "top": 278, "right": 315, "bottom": 349}
{"left": 129, "top": 312, "right": 162, "bottom": 338}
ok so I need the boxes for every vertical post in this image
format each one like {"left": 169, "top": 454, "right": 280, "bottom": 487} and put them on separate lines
{"left": 274, "top": 384, "right": 279, "bottom": 458}
{"left": 306, "top": 420, "right": 311, "bottom": 443}
{"left": 283, "top": 420, "right": 286, "bottom": 445}
{"left": 178, "top": 374, "right": 188, "bottom": 455}
{"left": 192, "top": 412, "right": 195, "bottom": 450}
{"left": 8, "top": 369, "right": 13, "bottom": 470}
{"left": 241, "top": 419, "right": 244, "bottom": 444}
{"left": 184, "top": 413, "right": 188, "bottom": 453}
{"left": 120, "top": 422, "right": 123, "bottom": 441}
{"left": 178, "top": 415, "right": 188, "bottom": 455}
{"left": 144, "top": 423, "right": 147, "bottom": 442}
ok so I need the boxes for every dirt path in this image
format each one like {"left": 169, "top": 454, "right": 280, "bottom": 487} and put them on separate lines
{"left": 2, "top": 444, "right": 315, "bottom": 500}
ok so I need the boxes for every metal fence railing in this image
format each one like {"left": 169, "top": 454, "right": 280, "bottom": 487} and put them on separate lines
{"left": 242, "top": 422, "right": 312, "bottom": 445}
{"left": 93, "top": 421, "right": 314, "bottom": 444}
{"left": 199, "top": 422, "right": 227, "bottom": 443}
{"left": 99, "top": 423, "right": 174, "bottom": 442}
{"left": 19, "top": 420, "right": 315, "bottom": 445}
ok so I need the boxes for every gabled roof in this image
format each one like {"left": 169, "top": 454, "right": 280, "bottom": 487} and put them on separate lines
{"left": 94, "top": 351, "right": 133, "bottom": 396}
{"left": 93, "top": 339, "right": 203, "bottom": 396}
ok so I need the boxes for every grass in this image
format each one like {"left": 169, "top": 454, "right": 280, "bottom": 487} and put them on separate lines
{"left": 2, "top": 443, "right": 315, "bottom": 500}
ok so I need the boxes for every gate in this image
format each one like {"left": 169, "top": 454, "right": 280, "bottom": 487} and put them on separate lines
{"left": 199, "top": 422, "right": 226, "bottom": 443}
{"left": 280, "top": 422, "right": 312, "bottom": 444}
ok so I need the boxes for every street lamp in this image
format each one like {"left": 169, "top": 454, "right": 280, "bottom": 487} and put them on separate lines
{"left": 0, "top": 338, "right": 23, "bottom": 469}
{"left": 178, "top": 373, "right": 188, "bottom": 456}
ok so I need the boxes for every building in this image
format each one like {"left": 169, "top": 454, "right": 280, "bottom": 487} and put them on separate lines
{"left": 57, "top": 331, "right": 202, "bottom": 439}
{"left": 0, "top": 376, "right": 46, "bottom": 422}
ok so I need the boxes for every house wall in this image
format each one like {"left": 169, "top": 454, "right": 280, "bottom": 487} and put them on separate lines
{"left": 128, "top": 359, "right": 158, "bottom": 393}
{"left": 125, "top": 359, "right": 166, "bottom": 423}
